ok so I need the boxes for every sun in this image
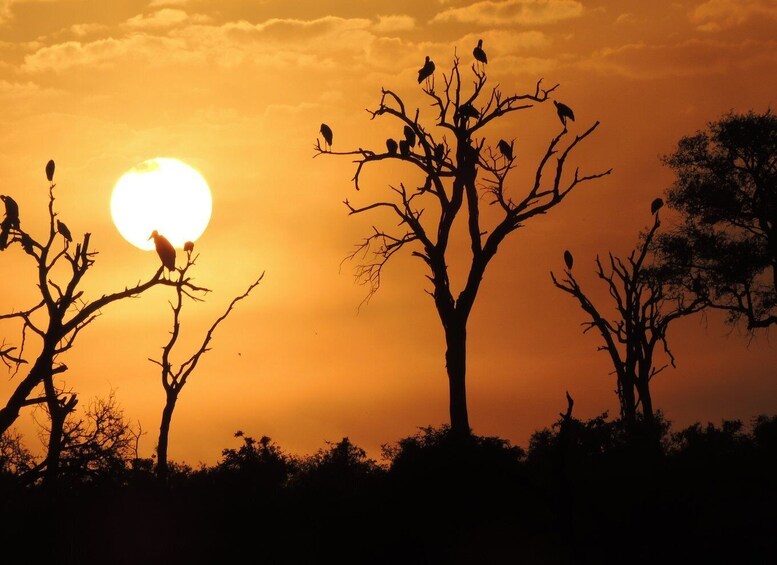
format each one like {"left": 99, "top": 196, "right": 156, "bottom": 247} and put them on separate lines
{"left": 111, "top": 158, "right": 212, "bottom": 251}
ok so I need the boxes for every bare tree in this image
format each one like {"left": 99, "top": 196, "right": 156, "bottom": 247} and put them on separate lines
{"left": 315, "top": 53, "right": 611, "bottom": 438}
{"left": 551, "top": 205, "right": 706, "bottom": 430}
{"left": 151, "top": 245, "right": 263, "bottom": 482}
{"left": 0, "top": 160, "right": 202, "bottom": 484}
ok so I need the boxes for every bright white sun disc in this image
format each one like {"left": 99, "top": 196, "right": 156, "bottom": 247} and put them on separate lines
{"left": 111, "top": 158, "right": 212, "bottom": 251}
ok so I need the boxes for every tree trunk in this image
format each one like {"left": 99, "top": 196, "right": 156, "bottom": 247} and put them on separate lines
{"left": 637, "top": 380, "right": 655, "bottom": 426}
{"left": 620, "top": 372, "right": 637, "bottom": 429}
{"left": 0, "top": 350, "right": 54, "bottom": 436}
{"left": 156, "top": 389, "right": 178, "bottom": 482}
{"left": 444, "top": 319, "right": 470, "bottom": 438}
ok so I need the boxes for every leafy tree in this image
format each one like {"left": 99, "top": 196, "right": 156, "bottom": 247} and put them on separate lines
{"left": 552, "top": 206, "right": 705, "bottom": 430}
{"left": 0, "top": 160, "right": 203, "bottom": 485}
{"left": 657, "top": 110, "right": 777, "bottom": 330}
{"left": 316, "top": 52, "right": 610, "bottom": 438}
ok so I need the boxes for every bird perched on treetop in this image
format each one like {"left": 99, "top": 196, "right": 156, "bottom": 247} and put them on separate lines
{"left": 403, "top": 125, "right": 416, "bottom": 147}
{"left": 149, "top": 230, "right": 176, "bottom": 273}
{"left": 473, "top": 39, "right": 487, "bottom": 68}
{"left": 564, "top": 250, "right": 574, "bottom": 270}
{"left": 417, "top": 56, "right": 435, "bottom": 85}
{"left": 1, "top": 195, "right": 20, "bottom": 229}
{"left": 434, "top": 143, "right": 445, "bottom": 163}
{"left": 386, "top": 138, "right": 398, "bottom": 155}
{"left": 319, "top": 123, "right": 333, "bottom": 150}
{"left": 457, "top": 102, "right": 479, "bottom": 123}
{"left": 56, "top": 219, "right": 72, "bottom": 242}
{"left": 46, "top": 159, "right": 55, "bottom": 182}
{"left": 651, "top": 197, "right": 664, "bottom": 215}
{"left": 497, "top": 139, "right": 513, "bottom": 161}
{"left": 554, "top": 101, "right": 575, "bottom": 127}
{"left": 184, "top": 241, "right": 194, "bottom": 255}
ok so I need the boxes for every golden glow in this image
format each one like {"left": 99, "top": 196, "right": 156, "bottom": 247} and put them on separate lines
{"left": 111, "top": 158, "right": 212, "bottom": 251}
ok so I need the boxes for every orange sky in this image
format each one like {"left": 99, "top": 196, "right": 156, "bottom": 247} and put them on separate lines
{"left": 1, "top": 0, "right": 776, "bottom": 466}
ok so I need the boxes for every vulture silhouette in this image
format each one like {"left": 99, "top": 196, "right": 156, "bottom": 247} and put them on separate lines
{"left": 457, "top": 102, "right": 479, "bottom": 122}
{"left": 564, "top": 250, "right": 574, "bottom": 270}
{"left": 651, "top": 198, "right": 664, "bottom": 215}
{"left": 434, "top": 143, "right": 445, "bottom": 162}
{"left": 184, "top": 241, "right": 194, "bottom": 253}
{"left": 319, "top": 123, "right": 333, "bottom": 149}
{"left": 149, "top": 230, "right": 176, "bottom": 272}
{"left": 46, "top": 159, "right": 55, "bottom": 182}
{"left": 554, "top": 101, "right": 575, "bottom": 126}
{"left": 497, "top": 139, "right": 513, "bottom": 160}
{"left": 56, "top": 219, "right": 72, "bottom": 242}
{"left": 417, "top": 56, "right": 435, "bottom": 85}
{"left": 473, "top": 39, "right": 487, "bottom": 67}
{"left": 386, "top": 138, "right": 398, "bottom": 155}
{"left": 1, "top": 195, "right": 20, "bottom": 229}
{"left": 403, "top": 125, "right": 416, "bottom": 147}
{"left": 399, "top": 139, "right": 410, "bottom": 157}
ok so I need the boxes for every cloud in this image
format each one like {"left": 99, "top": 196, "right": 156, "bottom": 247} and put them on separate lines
{"left": 690, "top": 0, "right": 777, "bottom": 32}
{"left": 124, "top": 8, "right": 210, "bottom": 30}
{"left": 373, "top": 14, "right": 416, "bottom": 33}
{"left": 69, "top": 23, "right": 108, "bottom": 37}
{"left": 431, "top": 0, "right": 584, "bottom": 26}
{"left": 581, "top": 38, "right": 777, "bottom": 79}
{"left": 614, "top": 13, "right": 636, "bottom": 26}
{"left": 149, "top": 0, "right": 192, "bottom": 5}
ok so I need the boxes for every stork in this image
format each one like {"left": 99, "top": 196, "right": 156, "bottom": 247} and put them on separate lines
{"left": 56, "top": 219, "right": 72, "bottom": 242}
{"left": 417, "top": 56, "right": 435, "bottom": 89}
{"left": 46, "top": 159, "right": 55, "bottom": 182}
{"left": 149, "top": 230, "right": 176, "bottom": 274}
{"left": 564, "top": 250, "right": 574, "bottom": 270}
{"left": 319, "top": 123, "right": 333, "bottom": 150}
{"left": 497, "top": 139, "right": 513, "bottom": 161}
{"left": 473, "top": 39, "right": 487, "bottom": 71}
{"left": 554, "top": 101, "right": 575, "bottom": 127}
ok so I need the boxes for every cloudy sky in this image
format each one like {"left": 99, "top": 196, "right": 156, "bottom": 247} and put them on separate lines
{"left": 1, "top": 0, "right": 776, "bottom": 464}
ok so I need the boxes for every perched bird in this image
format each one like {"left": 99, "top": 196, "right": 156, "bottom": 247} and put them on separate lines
{"left": 1, "top": 195, "right": 20, "bottom": 229}
{"left": 403, "top": 125, "right": 416, "bottom": 147}
{"left": 399, "top": 139, "right": 410, "bottom": 157}
{"left": 56, "top": 219, "right": 72, "bottom": 242}
{"left": 149, "top": 230, "right": 176, "bottom": 272}
{"left": 497, "top": 139, "right": 513, "bottom": 161}
{"left": 0, "top": 225, "right": 8, "bottom": 251}
{"left": 184, "top": 241, "right": 194, "bottom": 256}
{"left": 554, "top": 100, "right": 575, "bottom": 127}
{"left": 457, "top": 102, "right": 479, "bottom": 123}
{"left": 319, "top": 123, "right": 333, "bottom": 149}
{"left": 45, "top": 159, "right": 55, "bottom": 182}
{"left": 434, "top": 143, "right": 445, "bottom": 162}
{"left": 473, "top": 39, "right": 487, "bottom": 68}
{"left": 564, "top": 249, "right": 574, "bottom": 270}
{"left": 417, "top": 56, "right": 435, "bottom": 85}
{"left": 386, "top": 138, "right": 398, "bottom": 155}
{"left": 651, "top": 197, "right": 664, "bottom": 215}
{"left": 20, "top": 233, "right": 33, "bottom": 254}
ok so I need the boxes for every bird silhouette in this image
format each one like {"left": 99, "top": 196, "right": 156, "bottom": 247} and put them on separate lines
{"left": 417, "top": 56, "right": 435, "bottom": 85}
{"left": 399, "top": 139, "right": 410, "bottom": 157}
{"left": 320, "top": 123, "right": 333, "bottom": 150}
{"left": 564, "top": 249, "right": 574, "bottom": 270}
{"left": 554, "top": 101, "right": 575, "bottom": 127}
{"left": 45, "top": 159, "right": 55, "bottom": 182}
{"left": 149, "top": 230, "right": 176, "bottom": 273}
{"left": 403, "top": 125, "right": 416, "bottom": 147}
{"left": 1, "top": 195, "right": 20, "bottom": 229}
{"left": 386, "top": 138, "right": 398, "bottom": 155}
{"left": 473, "top": 39, "right": 487, "bottom": 69}
{"left": 651, "top": 197, "right": 664, "bottom": 215}
{"left": 457, "top": 102, "right": 479, "bottom": 124}
{"left": 184, "top": 241, "right": 194, "bottom": 253}
{"left": 434, "top": 143, "right": 445, "bottom": 163}
{"left": 56, "top": 219, "right": 72, "bottom": 242}
{"left": 497, "top": 139, "right": 513, "bottom": 161}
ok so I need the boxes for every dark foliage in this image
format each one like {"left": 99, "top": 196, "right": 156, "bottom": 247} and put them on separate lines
{"left": 1, "top": 415, "right": 775, "bottom": 564}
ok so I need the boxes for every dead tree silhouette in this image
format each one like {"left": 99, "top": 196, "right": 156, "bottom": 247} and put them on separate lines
{"left": 0, "top": 160, "right": 204, "bottom": 486}
{"left": 151, "top": 251, "right": 263, "bottom": 483}
{"left": 551, "top": 205, "right": 706, "bottom": 431}
{"left": 314, "top": 53, "right": 611, "bottom": 438}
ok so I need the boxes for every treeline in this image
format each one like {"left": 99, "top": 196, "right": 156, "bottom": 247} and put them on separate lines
{"left": 2, "top": 412, "right": 776, "bottom": 564}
